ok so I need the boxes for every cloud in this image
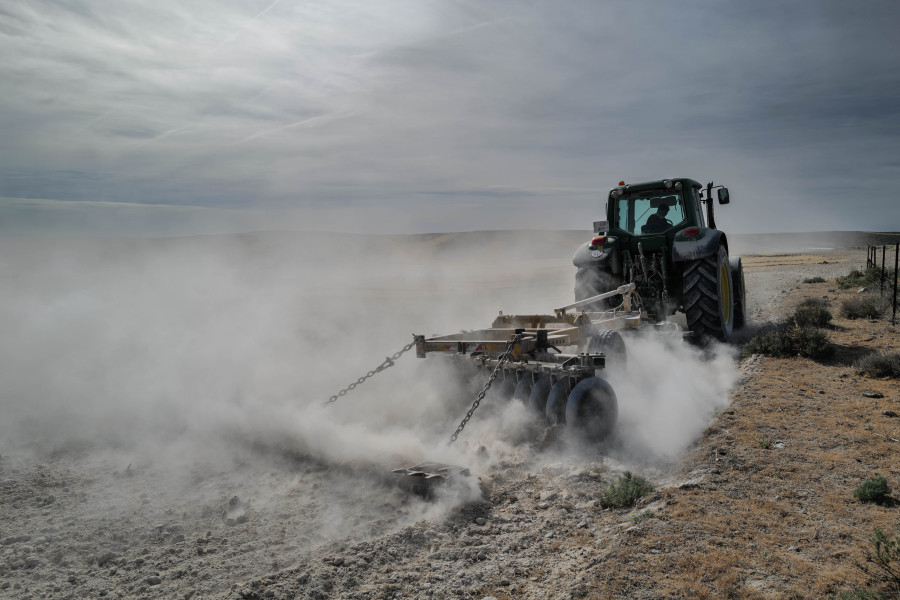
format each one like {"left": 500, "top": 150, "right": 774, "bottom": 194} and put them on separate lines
{"left": 0, "top": 0, "right": 898, "bottom": 236}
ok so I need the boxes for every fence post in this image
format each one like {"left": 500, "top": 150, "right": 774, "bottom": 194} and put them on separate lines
{"left": 882, "top": 245, "right": 886, "bottom": 296}
{"left": 893, "top": 243, "right": 898, "bottom": 325}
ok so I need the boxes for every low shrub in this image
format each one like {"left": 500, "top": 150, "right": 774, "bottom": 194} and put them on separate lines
{"left": 744, "top": 325, "right": 832, "bottom": 359}
{"left": 854, "top": 475, "right": 892, "bottom": 503}
{"left": 841, "top": 295, "right": 888, "bottom": 320}
{"left": 856, "top": 351, "right": 900, "bottom": 378}
{"left": 803, "top": 276, "right": 827, "bottom": 284}
{"left": 836, "top": 268, "right": 880, "bottom": 290}
{"left": 597, "top": 471, "right": 654, "bottom": 509}
{"left": 793, "top": 298, "right": 833, "bottom": 327}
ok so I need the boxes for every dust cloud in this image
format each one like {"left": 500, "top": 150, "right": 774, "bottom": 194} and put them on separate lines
{"left": 0, "top": 231, "right": 738, "bottom": 546}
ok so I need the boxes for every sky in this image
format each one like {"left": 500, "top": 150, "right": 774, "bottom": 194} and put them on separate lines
{"left": 1, "top": 0, "right": 899, "bottom": 237}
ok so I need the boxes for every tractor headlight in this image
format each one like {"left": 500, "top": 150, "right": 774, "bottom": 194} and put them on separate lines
{"left": 664, "top": 179, "right": 673, "bottom": 189}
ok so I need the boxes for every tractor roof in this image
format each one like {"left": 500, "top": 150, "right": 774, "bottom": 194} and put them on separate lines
{"left": 611, "top": 178, "right": 702, "bottom": 194}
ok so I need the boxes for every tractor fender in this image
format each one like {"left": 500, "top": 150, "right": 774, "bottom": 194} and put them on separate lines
{"left": 572, "top": 241, "right": 619, "bottom": 274}
{"left": 672, "top": 229, "right": 728, "bottom": 262}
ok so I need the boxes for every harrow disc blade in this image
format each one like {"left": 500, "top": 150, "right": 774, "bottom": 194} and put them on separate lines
{"left": 528, "top": 374, "right": 553, "bottom": 416}
{"left": 545, "top": 378, "right": 572, "bottom": 426}
{"left": 565, "top": 376, "right": 618, "bottom": 442}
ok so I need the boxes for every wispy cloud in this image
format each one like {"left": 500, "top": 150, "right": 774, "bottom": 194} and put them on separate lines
{"left": 1, "top": 0, "right": 898, "bottom": 237}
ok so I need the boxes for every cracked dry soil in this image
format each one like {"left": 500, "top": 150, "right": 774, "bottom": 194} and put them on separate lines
{"left": 2, "top": 246, "right": 899, "bottom": 600}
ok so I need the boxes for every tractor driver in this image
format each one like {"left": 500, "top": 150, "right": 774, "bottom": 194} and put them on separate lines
{"left": 642, "top": 204, "right": 672, "bottom": 234}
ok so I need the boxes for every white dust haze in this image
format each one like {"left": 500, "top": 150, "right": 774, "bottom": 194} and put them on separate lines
{"left": 0, "top": 231, "right": 737, "bottom": 539}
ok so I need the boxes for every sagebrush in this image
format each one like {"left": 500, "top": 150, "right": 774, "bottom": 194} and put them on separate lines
{"left": 794, "top": 298, "right": 833, "bottom": 327}
{"left": 854, "top": 475, "right": 892, "bottom": 503}
{"left": 836, "top": 268, "right": 881, "bottom": 290}
{"left": 841, "top": 295, "right": 888, "bottom": 320}
{"left": 856, "top": 351, "right": 900, "bottom": 378}
{"left": 597, "top": 472, "right": 654, "bottom": 509}
{"left": 744, "top": 324, "right": 832, "bottom": 359}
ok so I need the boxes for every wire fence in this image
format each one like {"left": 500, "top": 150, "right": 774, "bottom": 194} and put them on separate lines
{"left": 866, "top": 243, "right": 899, "bottom": 324}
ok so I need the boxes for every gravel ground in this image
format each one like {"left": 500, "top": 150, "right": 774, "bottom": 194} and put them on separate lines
{"left": 0, "top": 240, "right": 876, "bottom": 600}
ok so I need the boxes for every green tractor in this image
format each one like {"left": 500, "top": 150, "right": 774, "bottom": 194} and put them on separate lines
{"left": 573, "top": 178, "right": 745, "bottom": 343}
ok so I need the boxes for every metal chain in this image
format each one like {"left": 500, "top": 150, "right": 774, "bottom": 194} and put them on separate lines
{"left": 449, "top": 333, "right": 523, "bottom": 444}
{"left": 323, "top": 335, "right": 419, "bottom": 407}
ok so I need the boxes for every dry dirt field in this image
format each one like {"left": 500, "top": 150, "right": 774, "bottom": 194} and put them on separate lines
{"left": 1, "top": 234, "right": 898, "bottom": 600}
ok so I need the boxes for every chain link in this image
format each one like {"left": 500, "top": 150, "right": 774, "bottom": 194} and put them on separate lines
{"left": 449, "top": 333, "right": 523, "bottom": 444}
{"left": 323, "top": 336, "right": 419, "bottom": 407}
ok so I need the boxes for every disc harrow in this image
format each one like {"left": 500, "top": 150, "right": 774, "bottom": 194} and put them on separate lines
{"left": 414, "top": 284, "right": 679, "bottom": 443}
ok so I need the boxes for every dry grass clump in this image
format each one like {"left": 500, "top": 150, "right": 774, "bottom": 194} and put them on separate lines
{"left": 842, "top": 295, "right": 890, "bottom": 320}
{"left": 804, "top": 276, "right": 827, "bottom": 283}
{"left": 856, "top": 351, "right": 900, "bottom": 378}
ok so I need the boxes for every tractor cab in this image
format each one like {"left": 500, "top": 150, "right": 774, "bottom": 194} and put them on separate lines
{"left": 614, "top": 191, "right": 686, "bottom": 236}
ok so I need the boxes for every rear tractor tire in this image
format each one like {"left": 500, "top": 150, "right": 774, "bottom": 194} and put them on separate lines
{"left": 683, "top": 245, "right": 734, "bottom": 343}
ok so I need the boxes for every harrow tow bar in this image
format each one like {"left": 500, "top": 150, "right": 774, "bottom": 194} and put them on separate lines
{"left": 323, "top": 335, "right": 422, "bottom": 407}
{"left": 448, "top": 333, "right": 524, "bottom": 444}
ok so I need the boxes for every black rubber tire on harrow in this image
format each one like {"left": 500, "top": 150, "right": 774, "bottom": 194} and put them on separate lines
{"left": 585, "top": 329, "right": 627, "bottom": 371}
{"left": 683, "top": 245, "right": 734, "bottom": 343}
{"left": 565, "top": 377, "right": 618, "bottom": 442}
{"left": 528, "top": 374, "right": 553, "bottom": 415}
{"left": 545, "top": 378, "right": 572, "bottom": 425}
{"left": 729, "top": 256, "right": 746, "bottom": 329}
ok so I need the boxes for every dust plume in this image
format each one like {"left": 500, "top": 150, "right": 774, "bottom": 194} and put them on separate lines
{"left": 0, "top": 230, "right": 739, "bottom": 552}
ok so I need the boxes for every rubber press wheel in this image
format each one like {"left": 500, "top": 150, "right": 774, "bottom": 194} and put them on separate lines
{"left": 585, "top": 329, "right": 627, "bottom": 371}
{"left": 565, "top": 377, "right": 618, "bottom": 442}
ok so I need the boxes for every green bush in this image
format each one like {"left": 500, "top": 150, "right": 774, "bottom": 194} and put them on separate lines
{"left": 836, "top": 268, "right": 881, "bottom": 290}
{"left": 794, "top": 298, "right": 833, "bottom": 327}
{"left": 841, "top": 295, "right": 888, "bottom": 320}
{"left": 854, "top": 475, "right": 892, "bottom": 503}
{"left": 804, "top": 276, "right": 827, "bottom": 284}
{"left": 744, "top": 325, "right": 832, "bottom": 359}
{"left": 597, "top": 471, "right": 654, "bottom": 509}
{"left": 856, "top": 351, "right": 900, "bottom": 378}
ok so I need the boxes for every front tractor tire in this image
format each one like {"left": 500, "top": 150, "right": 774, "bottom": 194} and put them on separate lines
{"left": 683, "top": 245, "right": 734, "bottom": 343}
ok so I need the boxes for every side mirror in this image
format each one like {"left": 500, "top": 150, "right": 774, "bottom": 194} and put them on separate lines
{"left": 717, "top": 187, "right": 730, "bottom": 205}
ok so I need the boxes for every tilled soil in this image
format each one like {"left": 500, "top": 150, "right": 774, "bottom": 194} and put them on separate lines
{"left": 2, "top": 247, "right": 899, "bottom": 600}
